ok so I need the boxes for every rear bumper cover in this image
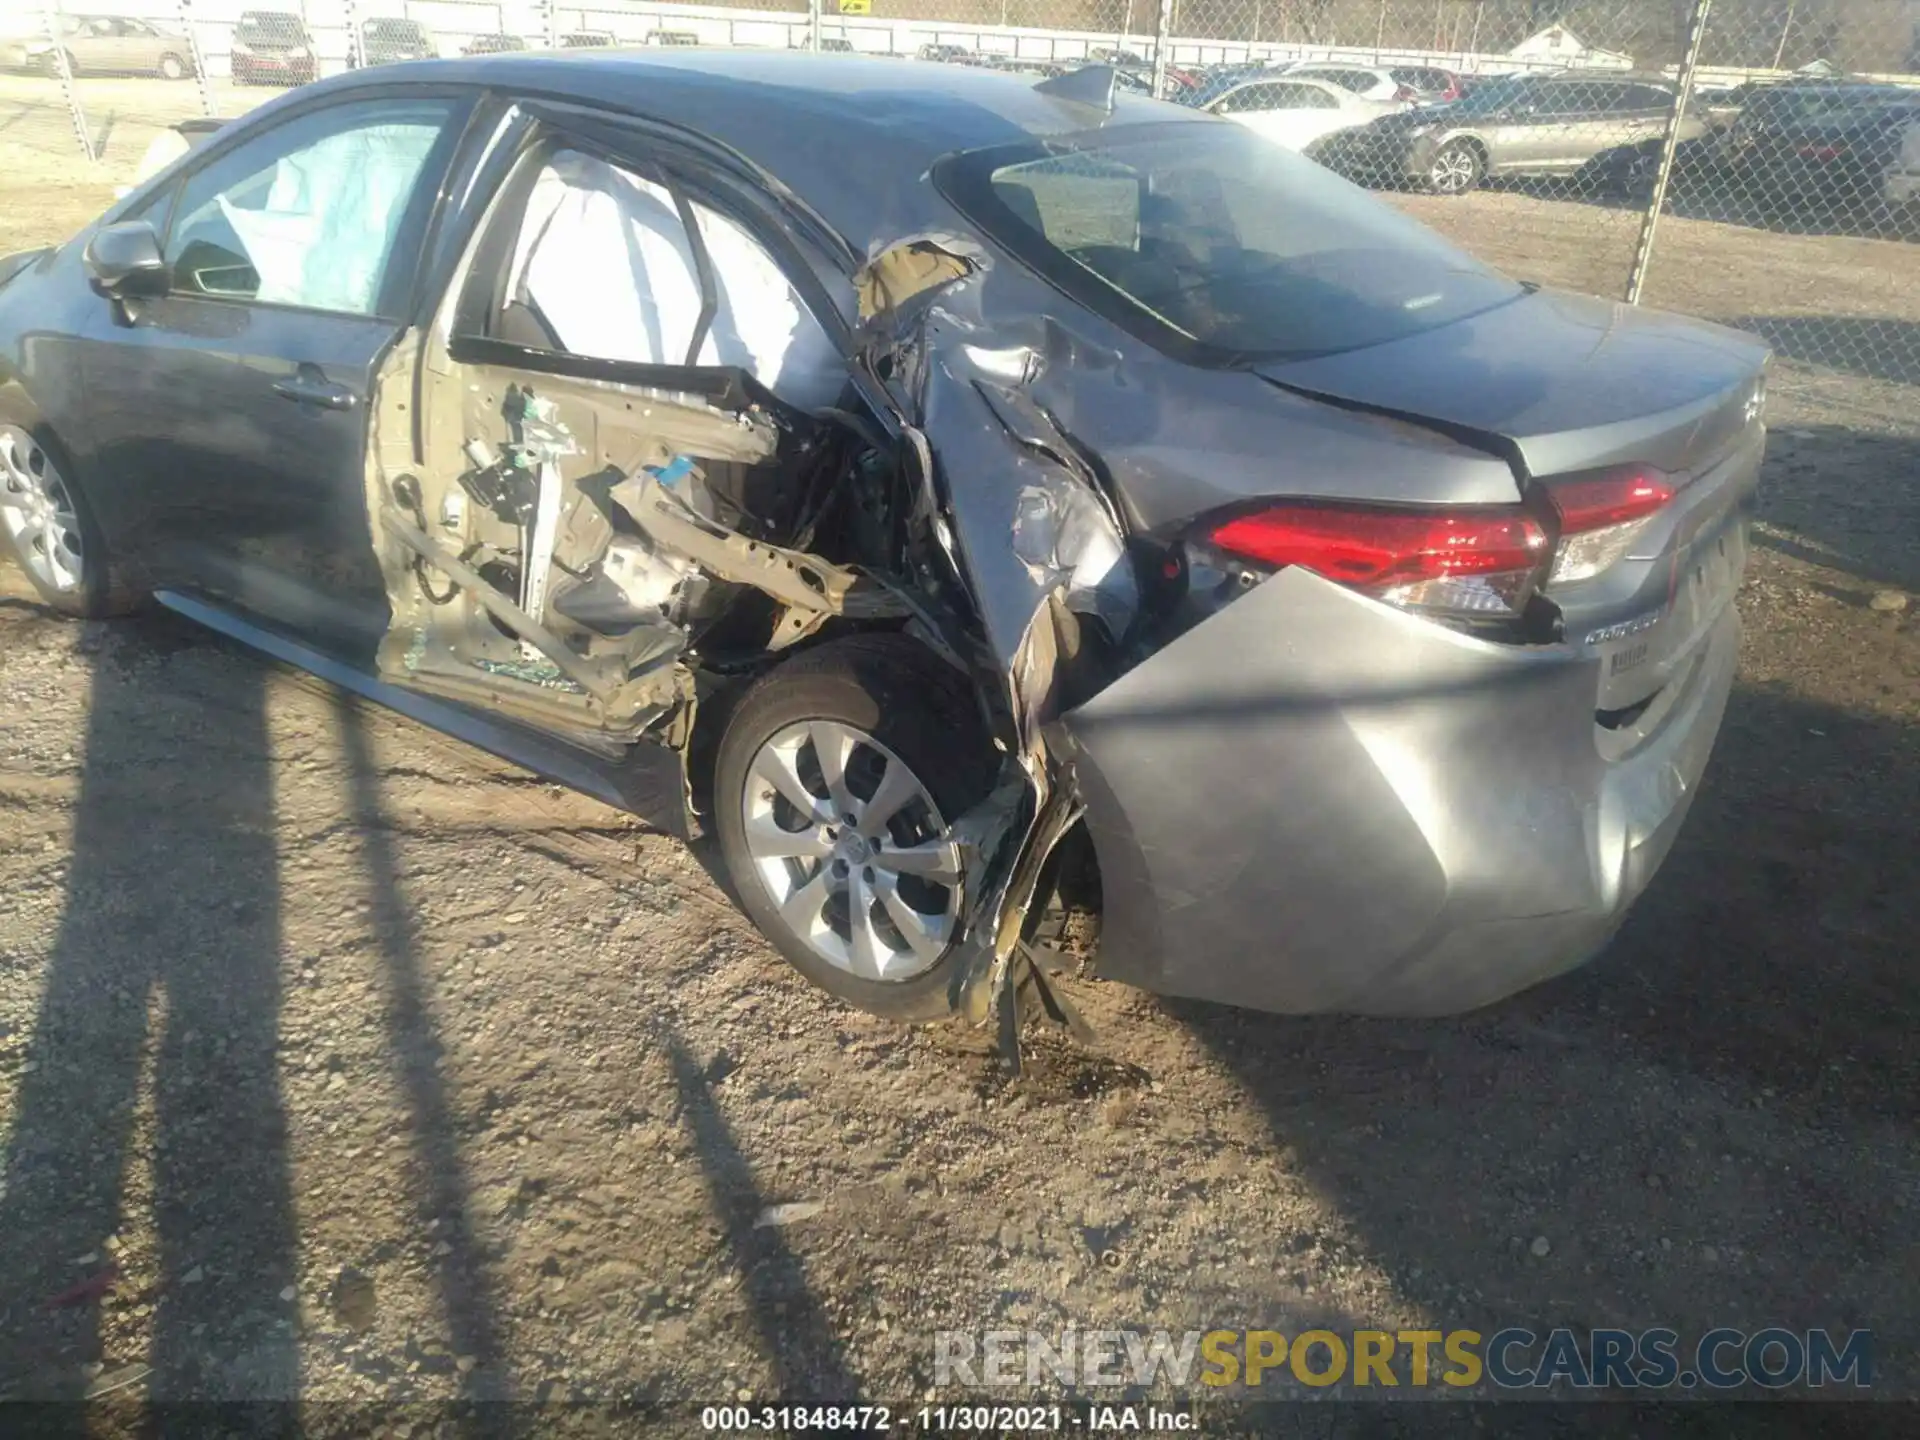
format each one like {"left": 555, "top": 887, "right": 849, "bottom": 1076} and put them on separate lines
{"left": 1061, "top": 564, "right": 1739, "bottom": 1017}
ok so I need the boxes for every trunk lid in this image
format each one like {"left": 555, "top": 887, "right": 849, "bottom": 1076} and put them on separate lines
{"left": 1254, "top": 287, "right": 1769, "bottom": 481}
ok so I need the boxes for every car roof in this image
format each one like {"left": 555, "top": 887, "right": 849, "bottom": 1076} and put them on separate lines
{"left": 1538, "top": 70, "right": 1672, "bottom": 85}
{"left": 309, "top": 51, "right": 1199, "bottom": 242}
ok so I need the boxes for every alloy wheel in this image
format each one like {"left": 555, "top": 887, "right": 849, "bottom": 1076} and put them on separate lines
{"left": 1430, "top": 145, "right": 1478, "bottom": 194}
{"left": 0, "top": 424, "right": 85, "bottom": 596}
{"left": 741, "top": 719, "right": 964, "bottom": 982}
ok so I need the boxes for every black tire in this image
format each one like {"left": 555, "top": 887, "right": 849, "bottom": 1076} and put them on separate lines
{"left": 157, "top": 52, "right": 187, "bottom": 81}
{"left": 713, "top": 633, "right": 997, "bottom": 1022}
{"left": 1427, "top": 138, "right": 1483, "bottom": 195}
{"left": 0, "top": 395, "right": 143, "bottom": 619}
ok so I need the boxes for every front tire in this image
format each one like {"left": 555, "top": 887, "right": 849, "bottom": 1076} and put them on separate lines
{"left": 714, "top": 634, "right": 997, "bottom": 1022}
{"left": 0, "top": 409, "right": 141, "bottom": 619}
{"left": 157, "top": 52, "right": 187, "bottom": 80}
{"left": 1427, "top": 139, "right": 1483, "bottom": 195}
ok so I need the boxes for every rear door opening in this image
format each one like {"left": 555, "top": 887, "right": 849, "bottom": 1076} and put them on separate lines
{"left": 367, "top": 134, "right": 884, "bottom": 753}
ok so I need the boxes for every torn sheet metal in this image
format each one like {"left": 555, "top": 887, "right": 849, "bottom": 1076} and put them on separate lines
{"left": 370, "top": 355, "right": 795, "bottom": 745}
{"left": 853, "top": 234, "right": 984, "bottom": 322}
{"left": 610, "top": 459, "right": 858, "bottom": 617}
{"left": 859, "top": 273, "right": 1142, "bottom": 1037}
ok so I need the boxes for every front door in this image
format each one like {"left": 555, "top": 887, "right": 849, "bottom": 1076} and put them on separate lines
{"left": 77, "top": 93, "right": 470, "bottom": 651}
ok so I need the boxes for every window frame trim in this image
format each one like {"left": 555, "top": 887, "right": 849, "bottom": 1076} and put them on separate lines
{"left": 105, "top": 84, "right": 479, "bottom": 325}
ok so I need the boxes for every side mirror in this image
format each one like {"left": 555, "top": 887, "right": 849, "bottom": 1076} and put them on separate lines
{"left": 84, "top": 221, "right": 169, "bottom": 300}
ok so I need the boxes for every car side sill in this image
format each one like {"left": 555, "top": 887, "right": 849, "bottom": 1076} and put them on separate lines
{"left": 152, "top": 589, "right": 689, "bottom": 833}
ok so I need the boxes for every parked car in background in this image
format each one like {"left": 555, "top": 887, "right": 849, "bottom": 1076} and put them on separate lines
{"left": 1179, "top": 63, "right": 1272, "bottom": 106}
{"left": 1887, "top": 113, "right": 1920, "bottom": 217}
{"left": 1282, "top": 62, "right": 1424, "bottom": 105}
{"left": 462, "top": 34, "right": 528, "bottom": 57}
{"left": 356, "top": 17, "right": 437, "bottom": 66}
{"left": 1316, "top": 71, "right": 1703, "bottom": 194}
{"left": 916, "top": 43, "right": 974, "bottom": 63}
{"left": 645, "top": 31, "right": 701, "bottom": 47}
{"left": 6, "top": 14, "right": 197, "bottom": 79}
{"left": 230, "top": 11, "right": 317, "bottom": 87}
{"left": 1721, "top": 83, "right": 1920, "bottom": 210}
{"left": 1199, "top": 74, "right": 1400, "bottom": 154}
{"left": 1387, "top": 65, "right": 1462, "bottom": 103}
{"left": 821, "top": 37, "right": 855, "bottom": 54}
{"left": 0, "top": 52, "right": 1765, "bottom": 1031}
{"left": 560, "top": 31, "right": 615, "bottom": 49}
{"left": 124, "top": 115, "right": 226, "bottom": 193}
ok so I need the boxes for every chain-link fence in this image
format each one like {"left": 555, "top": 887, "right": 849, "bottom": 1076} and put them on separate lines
{"left": 3, "top": 0, "right": 1918, "bottom": 422}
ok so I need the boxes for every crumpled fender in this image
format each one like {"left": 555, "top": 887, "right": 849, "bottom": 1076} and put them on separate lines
{"left": 858, "top": 236, "right": 1140, "bottom": 1051}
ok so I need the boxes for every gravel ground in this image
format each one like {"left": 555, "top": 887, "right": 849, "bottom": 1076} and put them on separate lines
{"left": 2, "top": 84, "right": 1919, "bottom": 1419}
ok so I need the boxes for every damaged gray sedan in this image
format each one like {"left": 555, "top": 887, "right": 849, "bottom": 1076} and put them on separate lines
{"left": 0, "top": 52, "right": 1767, "bottom": 1045}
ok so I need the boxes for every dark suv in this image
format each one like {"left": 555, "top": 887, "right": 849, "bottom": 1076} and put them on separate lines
{"left": 230, "top": 10, "right": 315, "bottom": 87}
{"left": 1317, "top": 71, "right": 1705, "bottom": 194}
{"left": 355, "top": 17, "right": 436, "bottom": 67}
{"left": 1721, "top": 83, "right": 1920, "bottom": 210}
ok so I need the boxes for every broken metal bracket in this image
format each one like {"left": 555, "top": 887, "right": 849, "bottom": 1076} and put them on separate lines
{"left": 610, "top": 470, "right": 858, "bottom": 618}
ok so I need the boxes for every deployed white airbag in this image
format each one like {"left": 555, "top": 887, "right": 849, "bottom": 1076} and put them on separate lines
{"left": 507, "top": 151, "right": 844, "bottom": 412}
{"left": 218, "top": 122, "right": 442, "bottom": 314}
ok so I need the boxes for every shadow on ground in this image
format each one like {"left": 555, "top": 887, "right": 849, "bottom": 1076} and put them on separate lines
{"left": 1749, "top": 424, "right": 1920, "bottom": 594}
{"left": 0, "top": 623, "right": 300, "bottom": 1404}
{"left": 1160, "top": 564, "right": 1918, "bottom": 1386}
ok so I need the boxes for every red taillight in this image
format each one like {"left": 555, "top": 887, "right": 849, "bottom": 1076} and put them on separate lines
{"left": 1393, "top": 84, "right": 1417, "bottom": 103}
{"left": 1546, "top": 469, "right": 1676, "bottom": 584}
{"left": 1209, "top": 503, "right": 1549, "bottom": 616}
{"left": 1552, "top": 472, "right": 1675, "bottom": 533}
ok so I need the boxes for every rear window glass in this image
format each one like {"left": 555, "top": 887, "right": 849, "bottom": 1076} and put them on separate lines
{"left": 937, "top": 123, "right": 1523, "bottom": 364}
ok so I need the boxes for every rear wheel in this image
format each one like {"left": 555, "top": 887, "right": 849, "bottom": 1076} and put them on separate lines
{"left": 0, "top": 415, "right": 141, "bottom": 618}
{"left": 714, "top": 635, "right": 997, "bottom": 1022}
{"left": 1428, "top": 139, "right": 1483, "bottom": 195}
{"left": 157, "top": 52, "right": 186, "bottom": 80}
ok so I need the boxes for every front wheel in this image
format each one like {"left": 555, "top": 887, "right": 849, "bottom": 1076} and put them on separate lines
{"left": 0, "top": 416, "right": 141, "bottom": 618}
{"left": 1427, "top": 139, "right": 1483, "bottom": 195}
{"left": 157, "top": 52, "right": 187, "bottom": 80}
{"left": 713, "top": 634, "right": 998, "bottom": 1022}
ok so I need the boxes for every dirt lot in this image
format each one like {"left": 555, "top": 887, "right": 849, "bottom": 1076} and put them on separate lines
{"left": 3, "top": 77, "right": 1919, "bottom": 1418}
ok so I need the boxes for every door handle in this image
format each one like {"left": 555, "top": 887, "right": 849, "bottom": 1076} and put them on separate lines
{"left": 271, "top": 368, "right": 359, "bottom": 411}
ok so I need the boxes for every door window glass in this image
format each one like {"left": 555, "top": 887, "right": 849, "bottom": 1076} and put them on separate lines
{"left": 163, "top": 98, "right": 457, "bottom": 315}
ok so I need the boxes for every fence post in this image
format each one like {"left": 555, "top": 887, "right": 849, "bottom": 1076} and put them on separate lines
{"left": 40, "top": 3, "right": 95, "bottom": 163}
{"left": 1624, "top": 0, "right": 1712, "bottom": 305}
{"left": 343, "top": 0, "right": 361, "bottom": 69}
{"left": 808, "top": 0, "right": 821, "bottom": 53}
{"left": 543, "top": 0, "right": 560, "bottom": 50}
{"left": 1150, "top": 0, "right": 1173, "bottom": 98}
{"left": 177, "top": 0, "right": 217, "bottom": 117}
